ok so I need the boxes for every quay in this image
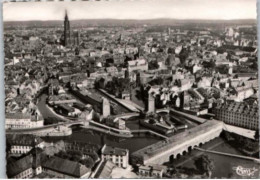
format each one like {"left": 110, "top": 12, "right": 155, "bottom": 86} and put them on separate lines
{"left": 170, "top": 108, "right": 206, "bottom": 124}
{"left": 6, "top": 124, "right": 72, "bottom": 137}
{"left": 131, "top": 129, "right": 169, "bottom": 139}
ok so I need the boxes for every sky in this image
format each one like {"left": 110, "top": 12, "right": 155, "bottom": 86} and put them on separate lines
{"left": 3, "top": 0, "right": 257, "bottom": 21}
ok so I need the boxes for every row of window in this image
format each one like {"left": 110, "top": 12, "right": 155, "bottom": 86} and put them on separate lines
{"left": 217, "top": 116, "right": 258, "bottom": 123}
{"left": 216, "top": 115, "right": 258, "bottom": 125}
{"left": 139, "top": 170, "right": 162, "bottom": 178}
{"left": 216, "top": 117, "right": 258, "bottom": 130}
{"left": 115, "top": 162, "right": 124, "bottom": 167}
{"left": 215, "top": 111, "right": 258, "bottom": 118}
{"left": 104, "top": 155, "right": 125, "bottom": 162}
{"left": 11, "top": 150, "right": 30, "bottom": 154}
{"left": 15, "top": 168, "right": 32, "bottom": 179}
{"left": 12, "top": 145, "right": 31, "bottom": 150}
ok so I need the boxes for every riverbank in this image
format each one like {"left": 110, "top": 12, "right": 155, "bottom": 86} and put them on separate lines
{"left": 169, "top": 137, "right": 260, "bottom": 178}
{"left": 6, "top": 125, "right": 72, "bottom": 137}
{"left": 42, "top": 126, "right": 161, "bottom": 154}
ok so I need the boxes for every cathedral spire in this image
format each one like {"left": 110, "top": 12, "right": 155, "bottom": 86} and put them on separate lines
{"left": 65, "top": 10, "right": 68, "bottom": 20}
{"left": 64, "top": 10, "right": 70, "bottom": 46}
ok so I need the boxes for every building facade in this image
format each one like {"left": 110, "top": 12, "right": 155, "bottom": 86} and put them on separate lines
{"left": 6, "top": 154, "right": 41, "bottom": 179}
{"left": 138, "top": 164, "right": 166, "bottom": 178}
{"left": 213, "top": 101, "right": 258, "bottom": 130}
{"left": 5, "top": 110, "right": 44, "bottom": 129}
{"left": 7, "top": 134, "right": 44, "bottom": 155}
{"left": 101, "top": 144, "right": 129, "bottom": 168}
{"left": 127, "top": 59, "right": 148, "bottom": 72}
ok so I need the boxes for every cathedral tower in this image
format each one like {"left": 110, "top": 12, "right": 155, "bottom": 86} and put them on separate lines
{"left": 64, "top": 10, "right": 71, "bottom": 47}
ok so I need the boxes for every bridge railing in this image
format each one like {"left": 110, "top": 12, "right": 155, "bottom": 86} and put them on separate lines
{"left": 194, "top": 147, "right": 260, "bottom": 163}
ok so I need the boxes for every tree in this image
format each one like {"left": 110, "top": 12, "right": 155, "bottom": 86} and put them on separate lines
{"left": 89, "top": 152, "right": 99, "bottom": 162}
{"left": 202, "top": 60, "right": 216, "bottom": 69}
{"left": 105, "top": 77, "right": 130, "bottom": 97}
{"left": 149, "top": 77, "right": 164, "bottom": 86}
{"left": 80, "top": 157, "right": 95, "bottom": 168}
{"left": 148, "top": 60, "right": 159, "bottom": 70}
{"left": 167, "top": 47, "right": 175, "bottom": 54}
{"left": 194, "top": 155, "right": 214, "bottom": 178}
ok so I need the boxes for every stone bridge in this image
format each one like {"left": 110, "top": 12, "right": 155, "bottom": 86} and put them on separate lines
{"left": 65, "top": 121, "right": 86, "bottom": 127}
{"left": 156, "top": 108, "right": 170, "bottom": 113}
{"left": 131, "top": 120, "right": 223, "bottom": 165}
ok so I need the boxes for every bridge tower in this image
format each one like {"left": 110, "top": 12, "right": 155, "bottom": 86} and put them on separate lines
{"left": 102, "top": 98, "right": 110, "bottom": 118}
{"left": 146, "top": 92, "right": 155, "bottom": 113}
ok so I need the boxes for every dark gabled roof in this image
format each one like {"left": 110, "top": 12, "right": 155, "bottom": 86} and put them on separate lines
{"left": 102, "top": 145, "right": 128, "bottom": 156}
{"left": 6, "top": 134, "right": 43, "bottom": 146}
{"left": 7, "top": 154, "right": 33, "bottom": 178}
{"left": 94, "top": 160, "right": 115, "bottom": 178}
{"left": 42, "top": 156, "right": 90, "bottom": 178}
{"left": 5, "top": 112, "right": 31, "bottom": 119}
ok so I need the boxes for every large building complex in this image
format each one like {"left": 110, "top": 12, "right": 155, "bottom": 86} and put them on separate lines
{"left": 213, "top": 101, "right": 259, "bottom": 130}
{"left": 5, "top": 110, "right": 44, "bottom": 129}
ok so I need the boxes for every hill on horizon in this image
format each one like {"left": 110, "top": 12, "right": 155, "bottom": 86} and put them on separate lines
{"left": 4, "top": 18, "right": 257, "bottom": 28}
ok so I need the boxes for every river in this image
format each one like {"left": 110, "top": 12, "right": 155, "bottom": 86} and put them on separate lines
{"left": 38, "top": 93, "right": 161, "bottom": 153}
{"left": 171, "top": 137, "right": 260, "bottom": 178}
{"left": 38, "top": 92, "right": 259, "bottom": 178}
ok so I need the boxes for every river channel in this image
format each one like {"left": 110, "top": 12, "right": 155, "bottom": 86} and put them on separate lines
{"left": 38, "top": 92, "right": 259, "bottom": 178}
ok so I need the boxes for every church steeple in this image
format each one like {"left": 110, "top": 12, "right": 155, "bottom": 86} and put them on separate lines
{"left": 65, "top": 10, "right": 68, "bottom": 21}
{"left": 64, "top": 10, "right": 70, "bottom": 47}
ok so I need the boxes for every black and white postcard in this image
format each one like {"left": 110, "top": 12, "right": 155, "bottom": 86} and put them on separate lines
{"left": 3, "top": 0, "right": 259, "bottom": 178}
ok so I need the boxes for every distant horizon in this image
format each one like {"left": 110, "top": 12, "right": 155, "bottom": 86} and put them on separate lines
{"left": 3, "top": 0, "right": 256, "bottom": 22}
{"left": 3, "top": 17, "right": 257, "bottom": 23}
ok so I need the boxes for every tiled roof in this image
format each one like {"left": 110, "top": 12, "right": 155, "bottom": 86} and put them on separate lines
{"left": 42, "top": 156, "right": 90, "bottom": 178}
{"left": 102, "top": 145, "right": 128, "bottom": 156}
{"left": 215, "top": 101, "right": 258, "bottom": 117}
{"left": 5, "top": 112, "right": 31, "bottom": 119}
{"left": 7, "top": 154, "right": 33, "bottom": 178}
{"left": 6, "top": 134, "right": 43, "bottom": 146}
{"left": 94, "top": 160, "right": 115, "bottom": 178}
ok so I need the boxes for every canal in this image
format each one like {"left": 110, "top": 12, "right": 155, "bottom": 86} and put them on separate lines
{"left": 38, "top": 93, "right": 162, "bottom": 153}
{"left": 37, "top": 93, "right": 66, "bottom": 124}
{"left": 43, "top": 127, "right": 161, "bottom": 154}
{"left": 38, "top": 92, "right": 259, "bottom": 178}
{"left": 37, "top": 92, "right": 200, "bottom": 153}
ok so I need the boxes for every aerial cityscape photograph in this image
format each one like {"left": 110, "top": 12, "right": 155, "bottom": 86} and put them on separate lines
{"left": 3, "top": 0, "right": 259, "bottom": 178}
